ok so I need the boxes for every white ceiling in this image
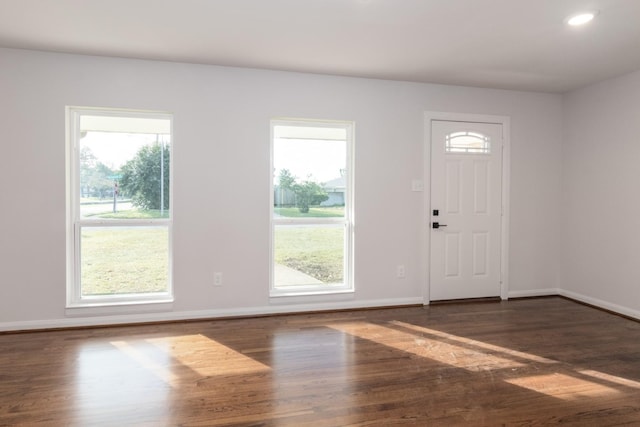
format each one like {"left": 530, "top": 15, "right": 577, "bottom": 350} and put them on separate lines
{"left": 1, "top": 0, "right": 640, "bottom": 93}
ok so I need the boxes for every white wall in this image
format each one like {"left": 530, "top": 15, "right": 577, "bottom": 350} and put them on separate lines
{"left": 562, "top": 69, "right": 640, "bottom": 318}
{"left": 0, "top": 48, "right": 563, "bottom": 330}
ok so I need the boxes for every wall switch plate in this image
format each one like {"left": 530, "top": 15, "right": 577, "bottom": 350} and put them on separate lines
{"left": 214, "top": 272, "right": 223, "bottom": 286}
{"left": 411, "top": 180, "right": 424, "bottom": 192}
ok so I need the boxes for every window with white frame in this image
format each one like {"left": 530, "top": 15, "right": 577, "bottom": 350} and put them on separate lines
{"left": 67, "top": 107, "right": 173, "bottom": 307}
{"left": 271, "top": 119, "right": 354, "bottom": 296}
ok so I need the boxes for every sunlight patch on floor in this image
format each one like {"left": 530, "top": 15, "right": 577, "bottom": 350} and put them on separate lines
{"left": 504, "top": 373, "right": 621, "bottom": 400}
{"left": 391, "top": 321, "right": 640, "bottom": 395}
{"left": 111, "top": 334, "right": 271, "bottom": 387}
{"left": 146, "top": 334, "right": 271, "bottom": 377}
{"left": 329, "top": 321, "right": 523, "bottom": 372}
{"left": 390, "top": 321, "right": 558, "bottom": 365}
{"left": 579, "top": 369, "right": 640, "bottom": 389}
{"left": 111, "top": 340, "right": 180, "bottom": 387}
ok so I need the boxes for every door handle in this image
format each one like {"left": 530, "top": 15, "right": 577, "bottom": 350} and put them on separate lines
{"left": 432, "top": 222, "right": 448, "bottom": 229}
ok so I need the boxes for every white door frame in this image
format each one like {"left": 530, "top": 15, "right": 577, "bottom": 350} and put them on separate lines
{"left": 423, "top": 111, "right": 511, "bottom": 304}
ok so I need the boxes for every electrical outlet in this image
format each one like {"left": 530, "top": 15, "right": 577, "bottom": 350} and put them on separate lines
{"left": 397, "top": 265, "right": 406, "bottom": 278}
{"left": 214, "top": 272, "right": 223, "bottom": 286}
{"left": 411, "top": 180, "right": 424, "bottom": 192}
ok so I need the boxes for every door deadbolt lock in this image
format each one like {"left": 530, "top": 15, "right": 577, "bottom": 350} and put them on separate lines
{"left": 432, "top": 222, "right": 448, "bottom": 229}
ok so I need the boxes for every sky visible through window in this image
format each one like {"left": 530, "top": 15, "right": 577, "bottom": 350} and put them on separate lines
{"left": 273, "top": 124, "right": 348, "bottom": 186}
{"left": 82, "top": 132, "right": 166, "bottom": 169}
{"left": 273, "top": 138, "right": 346, "bottom": 185}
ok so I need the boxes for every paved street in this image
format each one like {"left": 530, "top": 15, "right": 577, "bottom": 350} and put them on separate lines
{"left": 81, "top": 201, "right": 133, "bottom": 217}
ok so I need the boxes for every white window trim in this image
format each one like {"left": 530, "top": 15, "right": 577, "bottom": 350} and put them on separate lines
{"left": 269, "top": 118, "right": 355, "bottom": 298}
{"left": 66, "top": 107, "right": 174, "bottom": 308}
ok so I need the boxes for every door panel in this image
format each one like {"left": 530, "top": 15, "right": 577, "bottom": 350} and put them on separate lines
{"left": 444, "top": 232, "right": 461, "bottom": 277}
{"left": 472, "top": 232, "right": 489, "bottom": 276}
{"left": 473, "top": 160, "right": 489, "bottom": 214}
{"left": 445, "top": 160, "right": 461, "bottom": 213}
{"left": 430, "top": 120, "right": 503, "bottom": 301}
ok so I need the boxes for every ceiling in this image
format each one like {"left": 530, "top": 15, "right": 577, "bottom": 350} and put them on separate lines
{"left": 1, "top": 0, "right": 640, "bottom": 93}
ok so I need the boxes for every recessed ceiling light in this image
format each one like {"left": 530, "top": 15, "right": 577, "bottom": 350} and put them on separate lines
{"left": 566, "top": 11, "right": 598, "bottom": 26}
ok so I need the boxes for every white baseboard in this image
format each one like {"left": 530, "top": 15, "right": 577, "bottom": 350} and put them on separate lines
{"left": 0, "top": 297, "right": 424, "bottom": 332}
{"left": 508, "top": 288, "right": 640, "bottom": 321}
{"left": 3, "top": 291, "right": 639, "bottom": 333}
{"left": 508, "top": 288, "right": 560, "bottom": 299}
{"left": 558, "top": 289, "right": 640, "bottom": 321}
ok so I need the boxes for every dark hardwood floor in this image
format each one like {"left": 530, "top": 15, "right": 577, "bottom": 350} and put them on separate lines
{"left": 2, "top": 297, "right": 640, "bottom": 426}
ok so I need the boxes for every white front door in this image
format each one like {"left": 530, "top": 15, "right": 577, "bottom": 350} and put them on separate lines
{"left": 430, "top": 120, "right": 503, "bottom": 301}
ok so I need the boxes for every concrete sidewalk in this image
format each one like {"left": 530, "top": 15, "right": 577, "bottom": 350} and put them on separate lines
{"left": 274, "top": 264, "right": 322, "bottom": 287}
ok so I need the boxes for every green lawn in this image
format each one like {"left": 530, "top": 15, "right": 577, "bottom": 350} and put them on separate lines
{"left": 274, "top": 226, "right": 344, "bottom": 283}
{"left": 81, "top": 227, "right": 168, "bottom": 296}
{"left": 80, "top": 208, "right": 344, "bottom": 294}
{"left": 80, "top": 197, "right": 121, "bottom": 204}
{"left": 93, "top": 209, "right": 170, "bottom": 219}
{"left": 274, "top": 206, "right": 344, "bottom": 218}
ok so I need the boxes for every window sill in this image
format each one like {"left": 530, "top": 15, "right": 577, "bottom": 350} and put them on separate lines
{"left": 269, "top": 288, "right": 354, "bottom": 305}
{"left": 65, "top": 298, "right": 174, "bottom": 317}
